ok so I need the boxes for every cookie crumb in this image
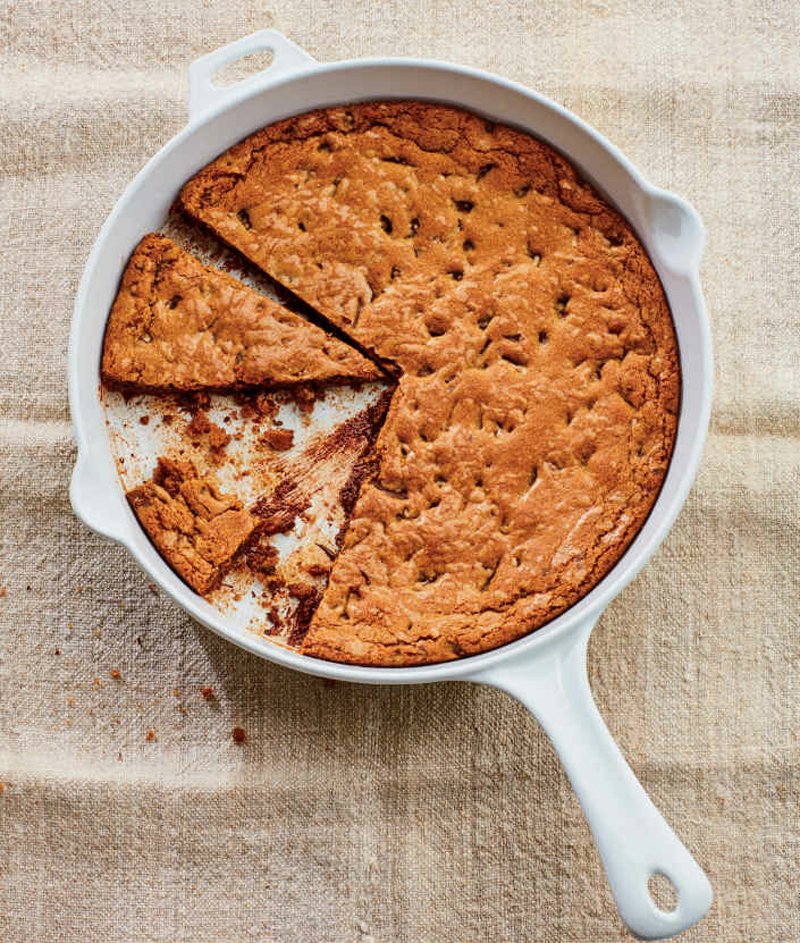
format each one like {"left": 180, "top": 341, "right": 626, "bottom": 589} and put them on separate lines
{"left": 145, "top": 729, "right": 156, "bottom": 742}
{"left": 306, "top": 563, "right": 331, "bottom": 577}
{"left": 246, "top": 542, "right": 279, "bottom": 578}
{"left": 54, "top": 647, "right": 61, "bottom": 656}
{"left": 232, "top": 727, "right": 246, "bottom": 744}
{"left": 117, "top": 752, "right": 123, "bottom": 762}
{"left": 187, "top": 412, "right": 211, "bottom": 436}
{"left": 139, "top": 415, "right": 150, "bottom": 425}
{"left": 295, "top": 386, "right": 318, "bottom": 414}
{"left": 209, "top": 423, "right": 231, "bottom": 452}
{"left": 262, "top": 428, "right": 294, "bottom": 451}
{"left": 200, "top": 686, "right": 214, "bottom": 700}
{"left": 110, "top": 669, "right": 121, "bottom": 679}
{"left": 255, "top": 392, "right": 278, "bottom": 419}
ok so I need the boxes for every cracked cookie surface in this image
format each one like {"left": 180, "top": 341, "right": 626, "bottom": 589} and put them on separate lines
{"left": 176, "top": 101, "right": 680, "bottom": 665}
{"left": 127, "top": 458, "right": 258, "bottom": 594}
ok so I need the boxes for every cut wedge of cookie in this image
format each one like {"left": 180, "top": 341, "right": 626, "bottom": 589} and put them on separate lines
{"left": 101, "top": 234, "right": 383, "bottom": 391}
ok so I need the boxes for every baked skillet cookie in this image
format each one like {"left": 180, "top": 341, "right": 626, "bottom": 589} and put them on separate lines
{"left": 105, "top": 101, "right": 679, "bottom": 666}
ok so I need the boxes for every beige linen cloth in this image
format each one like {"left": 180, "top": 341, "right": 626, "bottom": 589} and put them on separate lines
{"left": 1, "top": 2, "right": 798, "bottom": 940}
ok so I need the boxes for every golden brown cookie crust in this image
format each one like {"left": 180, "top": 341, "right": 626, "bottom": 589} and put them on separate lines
{"left": 178, "top": 101, "right": 680, "bottom": 665}
{"left": 127, "top": 458, "right": 258, "bottom": 595}
{"left": 101, "top": 233, "right": 382, "bottom": 391}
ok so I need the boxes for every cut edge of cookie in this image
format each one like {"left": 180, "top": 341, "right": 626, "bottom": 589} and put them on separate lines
{"left": 101, "top": 233, "right": 389, "bottom": 392}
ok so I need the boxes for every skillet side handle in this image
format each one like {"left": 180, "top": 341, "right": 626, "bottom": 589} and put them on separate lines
{"left": 188, "top": 30, "right": 317, "bottom": 123}
{"left": 470, "top": 619, "right": 712, "bottom": 940}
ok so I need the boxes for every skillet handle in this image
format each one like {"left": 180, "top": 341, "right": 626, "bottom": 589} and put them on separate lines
{"left": 470, "top": 618, "right": 712, "bottom": 940}
{"left": 188, "top": 30, "right": 317, "bottom": 123}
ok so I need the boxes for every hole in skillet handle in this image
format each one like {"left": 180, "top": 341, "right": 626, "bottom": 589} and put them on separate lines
{"left": 211, "top": 50, "right": 275, "bottom": 88}
{"left": 648, "top": 873, "right": 679, "bottom": 914}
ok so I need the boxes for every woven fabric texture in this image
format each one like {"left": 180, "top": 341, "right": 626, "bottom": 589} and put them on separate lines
{"left": 0, "top": 2, "right": 797, "bottom": 940}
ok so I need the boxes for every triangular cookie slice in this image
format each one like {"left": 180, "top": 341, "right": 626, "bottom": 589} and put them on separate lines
{"left": 102, "top": 234, "right": 382, "bottom": 391}
{"left": 127, "top": 457, "right": 258, "bottom": 595}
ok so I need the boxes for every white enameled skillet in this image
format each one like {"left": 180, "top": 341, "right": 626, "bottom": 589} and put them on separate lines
{"left": 69, "top": 31, "right": 713, "bottom": 939}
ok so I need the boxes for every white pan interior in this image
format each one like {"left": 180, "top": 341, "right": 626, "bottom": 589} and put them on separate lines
{"left": 69, "top": 59, "right": 710, "bottom": 683}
